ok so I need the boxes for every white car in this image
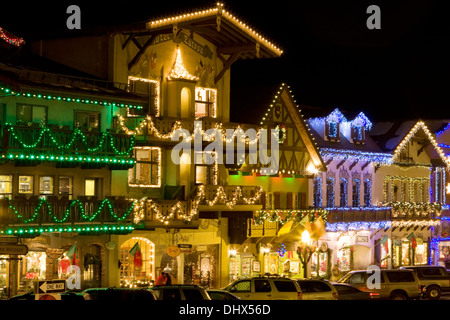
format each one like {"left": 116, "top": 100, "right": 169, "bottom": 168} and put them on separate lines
{"left": 296, "top": 279, "right": 338, "bottom": 300}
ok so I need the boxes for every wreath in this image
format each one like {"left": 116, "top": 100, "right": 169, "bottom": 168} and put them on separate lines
{"left": 274, "top": 123, "right": 287, "bottom": 144}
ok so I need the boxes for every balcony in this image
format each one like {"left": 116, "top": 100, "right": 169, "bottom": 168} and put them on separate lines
{"left": 196, "top": 185, "right": 263, "bottom": 211}
{"left": 0, "top": 123, "right": 135, "bottom": 169}
{"left": 0, "top": 196, "right": 136, "bottom": 236}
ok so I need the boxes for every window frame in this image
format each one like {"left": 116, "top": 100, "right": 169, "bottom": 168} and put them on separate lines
{"left": 74, "top": 110, "right": 101, "bottom": 131}
{"left": 16, "top": 104, "right": 48, "bottom": 125}
{"left": 194, "top": 87, "right": 217, "bottom": 118}
{"left": 127, "top": 77, "right": 160, "bottom": 117}
{"left": 18, "top": 175, "right": 34, "bottom": 195}
{"left": 38, "top": 175, "right": 54, "bottom": 195}
{"left": 128, "top": 147, "right": 161, "bottom": 188}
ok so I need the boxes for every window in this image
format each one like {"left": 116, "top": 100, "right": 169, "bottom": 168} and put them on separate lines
{"left": 84, "top": 179, "right": 96, "bottom": 196}
{"left": 386, "top": 271, "right": 415, "bottom": 283}
{"left": 273, "top": 281, "right": 297, "bottom": 292}
{"left": 84, "top": 178, "right": 102, "bottom": 197}
{"left": 17, "top": 104, "right": 47, "bottom": 124}
{"left": 339, "top": 178, "right": 348, "bottom": 207}
{"left": 326, "top": 178, "right": 335, "bottom": 208}
{"left": 347, "top": 273, "right": 365, "bottom": 285}
{"left": 128, "top": 147, "right": 161, "bottom": 187}
{"left": 194, "top": 151, "right": 216, "bottom": 185}
{"left": 363, "top": 179, "right": 371, "bottom": 207}
{"left": 313, "top": 177, "right": 322, "bottom": 207}
{"left": 232, "top": 280, "right": 251, "bottom": 292}
{"left": 39, "top": 176, "right": 53, "bottom": 195}
{"left": 351, "top": 124, "right": 365, "bottom": 143}
{"left": 18, "top": 176, "right": 33, "bottom": 194}
{"left": 195, "top": 87, "right": 216, "bottom": 118}
{"left": 0, "top": 175, "right": 12, "bottom": 198}
{"left": 127, "top": 77, "right": 160, "bottom": 116}
{"left": 58, "top": 176, "right": 73, "bottom": 199}
{"left": 119, "top": 237, "right": 154, "bottom": 289}
{"left": 183, "top": 289, "right": 204, "bottom": 300}
{"left": 254, "top": 280, "right": 271, "bottom": 292}
{"left": 325, "top": 121, "right": 339, "bottom": 141}
{"left": 74, "top": 111, "right": 100, "bottom": 130}
{"left": 436, "top": 168, "right": 445, "bottom": 204}
{"left": 352, "top": 178, "right": 360, "bottom": 207}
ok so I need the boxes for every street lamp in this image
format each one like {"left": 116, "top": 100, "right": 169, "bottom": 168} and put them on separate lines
{"left": 297, "top": 230, "right": 316, "bottom": 278}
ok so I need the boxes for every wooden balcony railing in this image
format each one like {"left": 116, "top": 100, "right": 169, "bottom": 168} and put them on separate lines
{"left": 0, "top": 123, "right": 135, "bottom": 168}
{"left": 0, "top": 196, "right": 136, "bottom": 227}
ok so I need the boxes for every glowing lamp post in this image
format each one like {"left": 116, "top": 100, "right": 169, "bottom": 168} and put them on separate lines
{"left": 297, "top": 230, "right": 315, "bottom": 278}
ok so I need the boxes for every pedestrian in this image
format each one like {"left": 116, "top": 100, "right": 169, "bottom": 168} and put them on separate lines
{"left": 155, "top": 271, "right": 167, "bottom": 285}
{"left": 330, "top": 265, "right": 340, "bottom": 282}
{"left": 163, "top": 266, "right": 172, "bottom": 285}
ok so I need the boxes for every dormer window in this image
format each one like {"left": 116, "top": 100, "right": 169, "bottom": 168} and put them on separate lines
{"left": 326, "top": 121, "right": 340, "bottom": 141}
{"left": 324, "top": 108, "right": 346, "bottom": 142}
{"left": 350, "top": 112, "right": 372, "bottom": 145}
{"left": 351, "top": 124, "right": 365, "bottom": 144}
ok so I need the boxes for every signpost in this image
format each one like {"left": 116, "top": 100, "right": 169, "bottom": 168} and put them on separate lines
{"left": 34, "top": 280, "right": 66, "bottom": 300}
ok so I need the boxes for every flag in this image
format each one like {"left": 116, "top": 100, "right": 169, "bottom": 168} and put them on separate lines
{"left": 66, "top": 243, "right": 78, "bottom": 266}
{"left": 277, "top": 220, "right": 294, "bottom": 237}
{"left": 129, "top": 242, "right": 143, "bottom": 268}
{"left": 311, "top": 216, "right": 326, "bottom": 240}
{"left": 407, "top": 232, "right": 417, "bottom": 249}
{"left": 380, "top": 235, "right": 389, "bottom": 252}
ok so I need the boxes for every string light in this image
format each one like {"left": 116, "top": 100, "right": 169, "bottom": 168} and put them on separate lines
{"left": 147, "top": 3, "right": 283, "bottom": 56}
{"left": 0, "top": 27, "right": 24, "bottom": 47}
{"left": 392, "top": 121, "right": 449, "bottom": 168}
{"left": 0, "top": 86, "right": 142, "bottom": 109}
{"left": 2, "top": 224, "right": 134, "bottom": 236}
{"left": 167, "top": 47, "right": 199, "bottom": 81}
{"left": 9, "top": 198, "right": 137, "bottom": 224}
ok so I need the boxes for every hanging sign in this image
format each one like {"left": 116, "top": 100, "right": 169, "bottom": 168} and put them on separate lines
{"left": 0, "top": 244, "right": 28, "bottom": 255}
{"left": 166, "top": 246, "right": 181, "bottom": 257}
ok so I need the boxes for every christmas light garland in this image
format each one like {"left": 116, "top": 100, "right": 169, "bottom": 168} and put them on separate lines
{"left": 6, "top": 124, "right": 135, "bottom": 156}
{"left": 9, "top": 198, "right": 137, "bottom": 224}
{"left": 0, "top": 86, "right": 142, "bottom": 110}
{"left": 0, "top": 27, "right": 24, "bottom": 47}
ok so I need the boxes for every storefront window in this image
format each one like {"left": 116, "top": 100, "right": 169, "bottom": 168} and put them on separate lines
{"left": 18, "top": 175, "right": 33, "bottom": 194}
{"left": 337, "top": 247, "right": 352, "bottom": 272}
{"left": 19, "top": 252, "right": 47, "bottom": 293}
{"left": 264, "top": 252, "right": 279, "bottom": 275}
{"left": 414, "top": 240, "right": 428, "bottom": 265}
{"left": 120, "top": 237, "right": 154, "bottom": 288}
{"left": 0, "top": 257, "right": 7, "bottom": 299}
{"left": 311, "top": 250, "right": 329, "bottom": 278}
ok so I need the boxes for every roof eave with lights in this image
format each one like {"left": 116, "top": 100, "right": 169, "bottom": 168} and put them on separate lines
{"left": 145, "top": 3, "right": 283, "bottom": 59}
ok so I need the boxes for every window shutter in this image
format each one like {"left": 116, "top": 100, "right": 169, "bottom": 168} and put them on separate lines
{"left": 274, "top": 192, "right": 281, "bottom": 209}
{"left": 286, "top": 192, "right": 292, "bottom": 209}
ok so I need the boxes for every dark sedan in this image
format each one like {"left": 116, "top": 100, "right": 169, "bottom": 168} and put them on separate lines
{"left": 332, "top": 283, "right": 380, "bottom": 300}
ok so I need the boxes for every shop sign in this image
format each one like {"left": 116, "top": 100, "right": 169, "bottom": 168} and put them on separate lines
{"left": 106, "top": 241, "right": 116, "bottom": 250}
{"left": 177, "top": 244, "right": 193, "bottom": 253}
{"left": 166, "top": 246, "right": 181, "bottom": 257}
{"left": 0, "top": 244, "right": 28, "bottom": 255}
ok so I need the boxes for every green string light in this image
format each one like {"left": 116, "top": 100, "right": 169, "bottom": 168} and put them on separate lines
{"left": 0, "top": 86, "right": 143, "bottom": 110}
{"left": 6, "top": 124, "right": 135, "bottom": 156}
{"left": 2, "top": 224, "right": 135, "bottom": 236}
{"left": 9, "top": 198, "right": 137, "bottom": 224}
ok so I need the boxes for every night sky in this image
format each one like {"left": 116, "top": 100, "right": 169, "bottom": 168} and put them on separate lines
{"left": 1, "top": 0, "right": 449, "bottom": 123}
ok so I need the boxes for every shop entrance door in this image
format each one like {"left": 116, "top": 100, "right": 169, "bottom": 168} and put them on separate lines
{"left": 83, "top": 244, "right": 102, "bottom": 289}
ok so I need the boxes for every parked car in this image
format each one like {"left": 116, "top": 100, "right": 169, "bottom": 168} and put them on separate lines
{"left": 400, "top": 265, "right": 450, "bottom": 300}
{"left": 9, "top": 291, "right": 85, "bottom": 301}
{"left": 81, "top": 287, "right": 157, "bottom": 301}
{"left": 296, "top": 279, "right": 338, "bottom": 300}
{"left": 223, "top": 276, "right": 302, "bottom": 300}
{"left": 207, "top": 289, "right": 241, "bottom": 300}
{"left": 332, "top": 283, "right": 380, "bottom": 300}
{"left": 337, "top": 269, "right": 424, "bottom": 300}
{"left": 149, "top": 285, "right": 211, "bottom": 300}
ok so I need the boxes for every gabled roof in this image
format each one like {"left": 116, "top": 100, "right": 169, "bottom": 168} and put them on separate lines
{"left": 390, "top": 120, "right": 449, "bottom": 168}
{"left": 144, "top": 2, "right": 283, "bottom": 59}
{"left": 257, "top": 83, "right": 326, "bottom": 172}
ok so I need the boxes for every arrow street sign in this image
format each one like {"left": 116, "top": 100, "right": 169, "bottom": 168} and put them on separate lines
{"left": 35, "top": 280, "right": 66, "bottom": 294}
